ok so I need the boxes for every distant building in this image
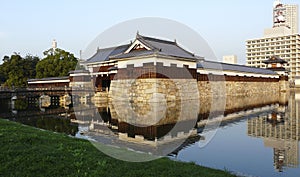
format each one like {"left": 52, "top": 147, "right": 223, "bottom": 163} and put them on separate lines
{"left": 222, "top": 55, "right": 237, "bottom": 64}
{"left": 263, "top": 55, "right": 288, "bottom": 76}
{"left": 272, "top": 0, "right": 299, "bottom": 34}
{"left": 246, "top": 0, "right": 300, "bottom": 80}
{"left": 52, "top": 39, "right": 57, "bottom": 49}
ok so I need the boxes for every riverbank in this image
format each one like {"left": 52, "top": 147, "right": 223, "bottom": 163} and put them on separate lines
{"left": 0, "top": 119, "right": 235, "bottom": 177}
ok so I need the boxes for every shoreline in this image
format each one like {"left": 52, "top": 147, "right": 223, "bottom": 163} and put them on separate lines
{"left": 0, "top": 118, "right": 235, "bottom": 177}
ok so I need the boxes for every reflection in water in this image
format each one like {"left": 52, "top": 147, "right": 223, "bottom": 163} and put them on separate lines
{"left": 2, "top": 90, "right": 300, "bottom": 175}
{"left": 0, "top": 98, "right": 78, "bottom": 136}
{"left": 248, "top": 92, "right": 300, "bottom": 172}
{"left": 72, "top": 99, "right": 200, "bottom": 158}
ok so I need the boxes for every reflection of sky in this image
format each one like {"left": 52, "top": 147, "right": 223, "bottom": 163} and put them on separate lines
{"left": 176, "top": 119, "right": 300, "bottom": 177}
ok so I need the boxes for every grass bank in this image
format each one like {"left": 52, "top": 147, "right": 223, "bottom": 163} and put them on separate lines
{"left": 0, "top": 119, "right": 235, "bottom": 177}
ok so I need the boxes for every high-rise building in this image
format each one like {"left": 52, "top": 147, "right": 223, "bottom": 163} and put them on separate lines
{"left": 272, "top": 0, "right": 299, "bottom": 34}
{"left": 223, "top": 55, "right": 237, "bottom": 64}
{"left": 284, "top": 4, "right": 299, "bottom": 34}
{"left": 246, "top": 0, "right": 299, "bottom": 80}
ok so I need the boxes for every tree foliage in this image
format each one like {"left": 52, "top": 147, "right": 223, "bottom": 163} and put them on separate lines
{"left": 36, "top": 48, "right": 78, "bottom": 78}
{"left": 0, "top": 48, "right": 78, "bottom": 88}
{"left": 0, "top": 54, "right": 39, "bottom": 88}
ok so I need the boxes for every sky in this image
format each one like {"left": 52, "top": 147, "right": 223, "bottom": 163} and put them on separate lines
{"left": 0, "top": 0, "right": 299, "bottom": 64}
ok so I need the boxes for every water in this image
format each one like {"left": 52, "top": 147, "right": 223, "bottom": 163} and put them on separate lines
{"left": 1, "top": 91, "right": 300, "bottom": 176}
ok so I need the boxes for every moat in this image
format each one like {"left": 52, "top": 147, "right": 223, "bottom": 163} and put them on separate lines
{"left": 1, "top": 91, "right": 300, "bottom": 177}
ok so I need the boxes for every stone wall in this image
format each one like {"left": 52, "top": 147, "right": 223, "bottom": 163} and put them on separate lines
{"left": 109, "top": 78, "right": 199, "bottom": 103}
{"left": 109, "top": 76, "right": 286, "bottom": 106}
{"left": 198, "top": 92, "right": 286, "bottom": 120}
{"left": 198, "top": 80, "right": 280, "bottom": 98}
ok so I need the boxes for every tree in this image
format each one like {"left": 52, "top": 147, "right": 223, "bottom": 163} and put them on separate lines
{"left": 0, "top": 56, "right": 10, "bottom": 84}
{"left": 36, "top": 48, "right": 78, "bottom": 78}
{"left": 0, "top": 54, "right": 40, "bottom": 88}
{"left": 23, "top": 55, "right": 39, "bottom": 79}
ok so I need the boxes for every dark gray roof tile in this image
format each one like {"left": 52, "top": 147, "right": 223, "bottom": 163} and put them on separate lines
{"left": 139, "top": 35, "right": 196, "bottom": 59}
{"left": 85, "top": 34, "right": 198, "bottom": 62}
{"left": 110, "top": 50, "right": 155, "bottom": 59}
{"left": 263, "top": 55, "right": 287, "bottom": 64}
{"left": 84, "top": 44, "right": 130, "bottom": 63}
{"left": 197, "top": 60, "right": 277, "bottom": 75}
{"left": 27, "top": 76, "right": 69, "bottom": 82}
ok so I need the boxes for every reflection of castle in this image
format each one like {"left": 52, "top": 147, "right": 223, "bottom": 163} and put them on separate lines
{"left": 71, "top": 100, "right": 201, "bottom": 156}
{"left": 247, "top": 93, "right": 300, "bottom": 172}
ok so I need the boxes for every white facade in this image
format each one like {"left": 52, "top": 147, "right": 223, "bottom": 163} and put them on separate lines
{"left": 272, "top": 1, "right": 298, "bottom": 34}
{"left": 222, "top": 55, "right": 237, "bottom": 64}
{"left": 52, "top": 39, "right": 57, "bottom": 49}
{"left": 284, "top": 4, "right": 299, "bottom": 34}
{"left": 117, "top": 56, "right": 197, "bottom": 69}
{"left": 246, "top": 1, "right": 300, "bottom": 80}
{"left": 246, "top": 34, "right": 300, "bottom": 79}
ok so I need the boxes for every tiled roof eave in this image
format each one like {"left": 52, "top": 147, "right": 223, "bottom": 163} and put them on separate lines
{"left": 110, "top": 52, "right": 198, "bottom": 62}
{"left": 197, "top": 67, "right": 277, "bottom": 75}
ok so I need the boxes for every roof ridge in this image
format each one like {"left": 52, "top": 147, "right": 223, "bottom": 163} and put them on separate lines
{"left": 200, "top": 60, "right": 274, "bottom": 71}
{"left": 96, "top": 43, "right": 130, "bottom": 51}
{"left": 84, "top": 43, "right": 130, "bottom": 62}
{"left": 135, "top": 35, "right": 157, "bottom": 50}
{"left": 137, "top": 34, "right": 196, "bottom": 58}
{"left": 138, "top": 34, "right": 176, "bottom": 45}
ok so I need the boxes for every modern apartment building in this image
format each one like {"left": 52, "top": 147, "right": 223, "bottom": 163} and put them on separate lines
{"left": 246, "top": 0, "right": 299, "bottom": 80}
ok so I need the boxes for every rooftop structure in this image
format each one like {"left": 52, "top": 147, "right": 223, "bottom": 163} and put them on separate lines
{"left": 222, "top": 55, "right": 237, "bottom": 64}
{"left": 246, "top": 0, "right": 300, "bottom": 80}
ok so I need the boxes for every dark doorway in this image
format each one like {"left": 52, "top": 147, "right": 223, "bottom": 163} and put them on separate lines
{"left": 102, "top": 79, "right": 111, "bottom": 91}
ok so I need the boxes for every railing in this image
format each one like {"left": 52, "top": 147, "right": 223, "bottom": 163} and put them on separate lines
{"left": 0, "top": 87, "right": 29, "bottom": 92}
{"left": 27, "top": 87, "right": 71, "bottom": 91}
{"left": 0, "top": 86, "right": 96, "bottom": 94}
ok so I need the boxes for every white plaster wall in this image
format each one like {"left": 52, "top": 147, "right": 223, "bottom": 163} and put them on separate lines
{"left": 118, "top": 56, "right": 196, "bottom": 69}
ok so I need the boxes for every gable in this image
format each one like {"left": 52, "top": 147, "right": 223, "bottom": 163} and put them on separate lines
{"left": 124, "top": 39, "right": 152, "bottom": 54}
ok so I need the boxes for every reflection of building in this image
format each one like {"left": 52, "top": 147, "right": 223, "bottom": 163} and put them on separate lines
{"left": 71, "top": 100, "right": 200, "bottom": 156}
{"left": 246, "top": 1, "right": 300, "bottom": 80}
{"left": 248, "top": 94, "right": 300, "bottom": 172}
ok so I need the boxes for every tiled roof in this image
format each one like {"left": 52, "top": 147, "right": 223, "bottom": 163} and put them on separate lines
{"left": 68, "top": 70, "right": 90, "bottom": 74}
{"left": 111, "top": 34, "right": 197, "bottom": 60}
{"left": 197, "top": 60, "right": 277, "bottom": 75}
{"left": 263, "top": 56, "right": 287, "bottom": 64}
{"left": 84, "top": 44, "right": 130, "bottom": 64}
{"left": 110, "top": 50, "right": 156, "bottom": 59}
{"left": 84, "top": 34, "right": 198, "bottom": 62}
{"left": 268, "top": 67, "right": 287, "bottom": 71}
{"left": 27, "top": 76, "right": 70, "bottom": 82}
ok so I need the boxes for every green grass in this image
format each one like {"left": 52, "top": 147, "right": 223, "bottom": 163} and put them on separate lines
{"left": 0, "top": 119, "right": 235, "bottom": 177}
